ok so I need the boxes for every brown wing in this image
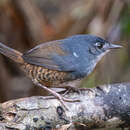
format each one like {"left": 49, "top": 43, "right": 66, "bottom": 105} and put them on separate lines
{"left": 22, "top": 40, "right": 75, "bottom": 71}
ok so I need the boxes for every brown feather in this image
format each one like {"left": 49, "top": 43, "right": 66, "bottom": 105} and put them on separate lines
{"left": 22, "top": 40, "right": 68, "bottom": 71}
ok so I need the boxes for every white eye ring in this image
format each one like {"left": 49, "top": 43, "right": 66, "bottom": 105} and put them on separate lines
{"left": 95, "top": 42, "right": 104, "bottom": 49}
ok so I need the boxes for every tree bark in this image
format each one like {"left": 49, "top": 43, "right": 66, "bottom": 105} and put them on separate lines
{"left": 0, "top": 83, "right": 130, "bottom": 130}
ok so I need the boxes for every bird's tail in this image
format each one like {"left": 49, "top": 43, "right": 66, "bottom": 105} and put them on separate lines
{"left": 0, "top": 42, "right": 24, "bottom": 64}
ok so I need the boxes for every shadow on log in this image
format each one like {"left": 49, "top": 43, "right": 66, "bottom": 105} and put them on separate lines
{"left": 0, "top": 83, "right": 130, "bottom": 130}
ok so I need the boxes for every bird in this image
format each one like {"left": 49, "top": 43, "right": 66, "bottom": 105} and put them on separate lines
{"left": 0, "top": 34, "right": 122, "bottom": 109}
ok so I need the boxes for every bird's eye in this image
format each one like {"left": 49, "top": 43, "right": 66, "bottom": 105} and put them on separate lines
{"left": 95, "top": 42, "right": 104, "bottom": 49}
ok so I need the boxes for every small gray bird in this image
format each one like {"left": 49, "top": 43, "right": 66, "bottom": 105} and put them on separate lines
{"left": 0, "top": 35, "right": 122, "bottom": 109}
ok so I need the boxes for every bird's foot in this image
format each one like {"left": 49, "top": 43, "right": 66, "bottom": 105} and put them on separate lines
{"left": 32, "top": 79, "right": 80, "bottom": 111}
{"left": 63, "top": 86, "right": 93, "bottom": 96}
{"left": 46, "top": 90, "right": 80, "bottom": 110}
{"left": 57, "top": 80, "right": 93, "bottom": 95}
{"left": 62, "top": 87, "right": 81, "bottom": 96}
{"left": 78, "top": 87, "right": 94, "bottom": 92}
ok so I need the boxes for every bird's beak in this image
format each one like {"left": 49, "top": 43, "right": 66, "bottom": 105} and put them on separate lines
{"left": 109, "top": 43, "right": 122, "bottom": 49}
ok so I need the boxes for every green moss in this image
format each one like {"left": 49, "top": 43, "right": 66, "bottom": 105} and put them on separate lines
{"left": 121, "top": 5, "right": 130, "bottom": 37}
{"left": 82, "top": 73, "right": 95, "bottom": 88}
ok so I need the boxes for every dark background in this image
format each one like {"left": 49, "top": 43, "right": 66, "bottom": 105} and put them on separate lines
{"left": 0, "top": 1, "right": 130, "bottom": 129}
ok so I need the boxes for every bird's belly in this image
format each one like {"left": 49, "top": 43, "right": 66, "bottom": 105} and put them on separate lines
{"left": 21, "top": 63, "right": 74, "bottom": 87}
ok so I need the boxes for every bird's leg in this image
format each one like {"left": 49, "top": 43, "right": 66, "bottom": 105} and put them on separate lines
{"left": 32, "top": 79, "right": 80, "bottom": 110}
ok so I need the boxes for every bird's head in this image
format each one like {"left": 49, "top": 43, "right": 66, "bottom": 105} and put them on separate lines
{"left": 67, "top": 35, "right": 122, "bottom": 77}
{"left": 86, "top": 35, "right": 122, "bottom": 55}
{"left": 84, "top": 35, "right": 122, "bottom": 75}
{"left": 68, "top": 34, "right": 122, "bottom": 61}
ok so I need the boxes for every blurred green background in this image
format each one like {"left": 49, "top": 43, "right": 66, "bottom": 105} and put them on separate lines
{"left": 0, "top": 0, "right": 130, "bottom": 129}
